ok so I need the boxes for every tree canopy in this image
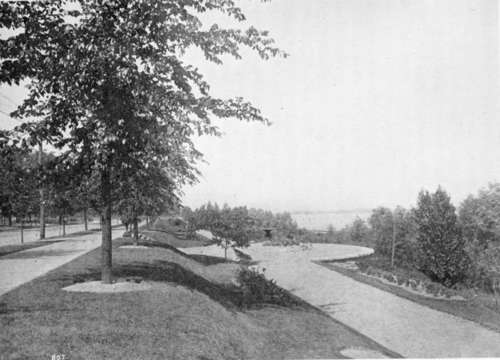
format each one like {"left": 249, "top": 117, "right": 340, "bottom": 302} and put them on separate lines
{"left": 414, "top": 187, "right": 470, "bottom": 285}
{"left": 1, "top": 0, "right": 284, "bottom": 282}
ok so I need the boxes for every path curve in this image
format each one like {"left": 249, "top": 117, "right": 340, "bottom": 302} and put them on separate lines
{"left": 184, "top": 243, "right": 500, "bottom": 358}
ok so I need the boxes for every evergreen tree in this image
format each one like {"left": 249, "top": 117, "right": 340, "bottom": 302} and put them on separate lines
{"left": 414, "top": 187, "right": 470, "bottom": 286}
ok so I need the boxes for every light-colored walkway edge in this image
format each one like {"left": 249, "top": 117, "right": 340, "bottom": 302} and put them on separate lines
{"left": 0, "top": 227, "right": 124, "bottom": 297}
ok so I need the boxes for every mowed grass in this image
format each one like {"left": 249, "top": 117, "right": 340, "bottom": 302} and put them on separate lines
{"left": 140, "top": 229, "right": 213, "bottom": 248}
{"left": 0, "top": 236, "right": 394, "bottom": 360}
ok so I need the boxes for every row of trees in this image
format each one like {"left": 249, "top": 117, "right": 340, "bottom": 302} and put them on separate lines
{"left": 327, "top": 185, "right": 500, "bottom": 288}
{"left": 0, "top": 135, "right": 169, "bottom": 239}
{"left": 1, "top": 1, "right": 283, "bottom": 282}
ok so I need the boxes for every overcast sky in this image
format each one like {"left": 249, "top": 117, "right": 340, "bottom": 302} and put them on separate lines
{"left": 1, "top": 0, "right": 499, "bottom": 212}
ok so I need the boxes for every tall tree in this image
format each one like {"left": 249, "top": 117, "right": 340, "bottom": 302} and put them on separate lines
{"left": 350, "top": 217, "right": 369, "bottom": 243}
{"left": 459, "top": 183, "right": 500, "bottom": 247}
{"left": 0, "top": 137, "right": 38, "bottom": 242}
{"left": 2, "top": 1, "right": 284, "bottom": 283}
{"left": 414, "top": 187, "right": 470, "bottom": 286}
{"left": 369, "top": 207, "right": 393, "bottom": 256}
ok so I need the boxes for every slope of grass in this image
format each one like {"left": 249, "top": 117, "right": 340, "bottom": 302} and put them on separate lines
{"left": 0, "top": 237, "right": 396, "bottom": 360}
{"left": 140, "top": 229, "right": 212, "bottom": 248}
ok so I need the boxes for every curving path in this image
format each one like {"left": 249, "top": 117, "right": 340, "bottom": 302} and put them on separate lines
{"left": 184, "top": 243, "right": 500, "bottom": 358}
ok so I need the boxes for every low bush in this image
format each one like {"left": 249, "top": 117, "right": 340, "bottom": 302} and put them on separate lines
{"left": 357, "top": 263, "right": 464, "bottom": 299}
{"left": 237, "top": 268, "right": 304, "bottom": 309}
{"left": 262, "top": 236, "right": 300, "bottom": 247}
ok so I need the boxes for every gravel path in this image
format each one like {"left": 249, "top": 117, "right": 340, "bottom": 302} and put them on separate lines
{"left": 184, "top": 243, "right": 500, "bottom": 358}
{"left": 0, "top": 226, "right": 123, "bottom": 296}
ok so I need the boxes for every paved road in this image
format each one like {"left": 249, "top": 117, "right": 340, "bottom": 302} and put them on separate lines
{"left": 0, "top": 226, "right": 123, "bottom": 296}
{"left": 0, "top": 220, "right": 120, "bottom": 246}
{"left": 184, "top": 243, "right": 500, "bottom": 358}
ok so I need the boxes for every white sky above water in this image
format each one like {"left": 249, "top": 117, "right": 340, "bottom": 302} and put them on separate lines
{"left": 0, "top": 0, "right": 498, "bottom": 212}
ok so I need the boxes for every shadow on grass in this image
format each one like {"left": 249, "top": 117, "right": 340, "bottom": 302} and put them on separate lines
{"left": 3, "top": 248, "right": 80, "bottom": 260}
{"left": 0, "top": 237, "right": 312, "bottom": 319}
{"left": 120, "top": 238, "right": 233, "bottom": 265}
{"left": 0, "top": 240, "right": 65, "bottom": 258}
{"left": 67, "top": 259, "right": 306, "bottom": 311}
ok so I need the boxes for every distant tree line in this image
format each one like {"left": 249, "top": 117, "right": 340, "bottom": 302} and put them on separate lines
{"left": 181, "top": 203, "right": 300, "bottom": 257}
{"left": 323, "top": 185, "right": 500, "bottom": 290}
{"left": 180, "top": 185, "right": 500, "bottom": 291}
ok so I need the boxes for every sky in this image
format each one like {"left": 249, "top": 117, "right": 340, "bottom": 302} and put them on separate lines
{"left": 1, "top": 0, "right": 499, "bottom": 212}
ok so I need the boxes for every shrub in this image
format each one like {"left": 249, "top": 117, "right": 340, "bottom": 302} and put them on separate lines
{"left": 237, "top": 269, "right": 302, "bottom": 308}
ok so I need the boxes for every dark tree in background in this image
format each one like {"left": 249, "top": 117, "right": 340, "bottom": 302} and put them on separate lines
{"left": 1, "top": 1, "right": 284, "bottom": 283}
{"left": 414, "top": 187, "right": 470, "bottom": 286}
{"left": 0, "top": 135, "right": 39, "bottom": 242}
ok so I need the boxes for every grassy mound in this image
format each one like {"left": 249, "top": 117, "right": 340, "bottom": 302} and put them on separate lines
{"left": 0, "top": 238, "right": 395, "bottom": 359}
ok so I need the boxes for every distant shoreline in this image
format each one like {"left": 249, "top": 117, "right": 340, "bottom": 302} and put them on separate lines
{"left": 290, "top": 209, "right": 372, "bottom": 215}
{"left": 290, "top": 210, "right": 372, "bottom": 230}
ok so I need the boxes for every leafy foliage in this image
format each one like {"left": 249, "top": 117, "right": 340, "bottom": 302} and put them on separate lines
{"left": 0, "top": 140, "right": 39, "bottom": 226}
{"left": 192, "top": 203, "right": 252, "bottom": 258}
{"left": 1, "top": 1, "right": 284, "bottom": 280}
{"left": 369, "top": 206, "right": 417, "bottom": 266}
{"left": 459, "top": 183, "right": 500, "bottom": 246}
{"left": 238, "top": 268, "right": 303, "bottom": 309}
{"left": 414, "top": 187, "right": 470, "bottom": 286}
{"left": 369, "top": 207, "right": 393, "bottom": 254}
{"left": 349, "top": 217, "right": 370, "bottom": 243}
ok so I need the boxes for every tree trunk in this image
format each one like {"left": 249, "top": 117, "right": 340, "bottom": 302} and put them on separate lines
{"left": 39, "top": 192, "right": 45, "bottom": 239}
{"left": 101, "top": 168, "right": 113, "bottom": 284}
{"left": 62, "top": 215, "right": 66, "bottom": 236}
{"left": 83, "top": 207, "right": 88, "bottom": 231}
{"left": 224, "top": 245, "right": 228, "bottom": 260}
{"left": 494, "top": 282, "right": 499, "bottom": 310}
{"left": 133, "top": 217, "right": 139, "bottom": 246}
{"left": 391, "top": 217, "right": 396, "bottom": 268}
{"left": 8, "top": 214, "right": 12, "bottom": 227}
{"left": 20, "top": 220, "right": 24, "bottom": 244}
{"left": 39, "top": 141, "right": 46, "bottom": 240}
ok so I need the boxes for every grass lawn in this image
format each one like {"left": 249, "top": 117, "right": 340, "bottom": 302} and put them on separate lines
{"left": 319, "top": 255, "right": 500, "bottom": 334}
{"left": 140, "top": 229, "right": 213, "bottom": 248}
{"left": 0, "top": 236, "right": 395, "bottom": 360}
